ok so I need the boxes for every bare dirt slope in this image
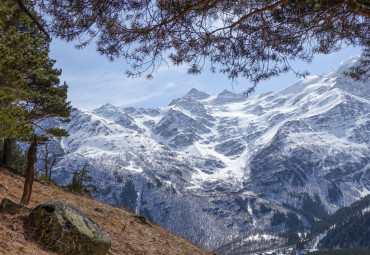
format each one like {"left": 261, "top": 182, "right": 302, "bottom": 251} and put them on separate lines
{"left": 0, "top": 167, "right": 212, "bottom": 255}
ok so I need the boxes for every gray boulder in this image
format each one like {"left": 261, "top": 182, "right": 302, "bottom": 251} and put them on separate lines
{"left": 0, "top": 198, "right": 30, "bottom": 215}
{"left": 25, "top": 201, "right": 111, "bottom": 255}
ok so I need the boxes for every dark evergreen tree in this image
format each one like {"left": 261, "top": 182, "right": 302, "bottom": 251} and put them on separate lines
{"left": 258, "top": 204, "right": 272, "bottom": 214}
{"left": 0, "top": 0, "right": 71, "bottom": 205}
{"left": 286, "top": 212, "right": 303, "bottom": 233}
{"left": 271, "top": 211, "right": 286, "bottom": 226}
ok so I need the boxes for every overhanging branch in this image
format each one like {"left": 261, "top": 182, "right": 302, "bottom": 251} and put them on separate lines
{"left": 209, "top": 0, "right": 289, "bottom": 36}
{"left": 144, "top": 0, "right": 219, "bottom": 33}
{"left": 16, "top": 0, "right": 50, "bottom": 39}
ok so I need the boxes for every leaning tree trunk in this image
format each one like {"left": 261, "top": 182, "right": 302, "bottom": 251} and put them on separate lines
{"left": 3, "top": 138, "right": 15, "bottom": 167}
{"left": 20, "top": 135, "right": 37, "bottom": 205}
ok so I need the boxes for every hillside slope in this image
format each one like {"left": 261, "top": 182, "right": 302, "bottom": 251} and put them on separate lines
{"left": 0, "top": 167, "right": 212, "bottom": 255}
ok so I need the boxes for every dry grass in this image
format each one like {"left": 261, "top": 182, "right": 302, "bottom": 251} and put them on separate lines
{"left": 0, "top": 212, "right": 58, "bottom": 255}
{"left": 0, "top": 167, "right": 212, "bottom": 255}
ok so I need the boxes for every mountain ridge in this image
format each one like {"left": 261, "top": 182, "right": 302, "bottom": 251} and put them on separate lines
{"left": 39, "top": 56, "right": 369, "bottom": 253}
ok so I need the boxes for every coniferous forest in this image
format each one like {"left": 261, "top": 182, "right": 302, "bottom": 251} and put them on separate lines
{"left": 303, "top": 195, "right": 370, "bottom": 250}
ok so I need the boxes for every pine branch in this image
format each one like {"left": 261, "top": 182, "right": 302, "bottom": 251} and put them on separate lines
{"left": 16, "top": 0, "right": 50, "bottom": 39}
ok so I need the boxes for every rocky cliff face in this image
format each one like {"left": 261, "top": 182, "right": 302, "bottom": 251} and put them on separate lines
{"left": 42, "top": 57, "right": 369, "bottom": 253}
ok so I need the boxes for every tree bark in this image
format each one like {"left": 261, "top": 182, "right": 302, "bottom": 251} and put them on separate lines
{"left": 20, "top": 136, "right": 37, "bottom": 205}
{"left": 3, "top": 138, "right": 15, "bottom": 167}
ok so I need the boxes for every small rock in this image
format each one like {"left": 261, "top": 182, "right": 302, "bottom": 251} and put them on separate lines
{"left": 133, "top": 215, "right": 148, "bottom": 224}
{"left": 0, "top": 198, "right": 30, "bottom": 215}
{"left": 25, "top": 201, "right": 111, "bottom": 255}
{"left": 94, "top": 207, "right": 109, "bottom": 214}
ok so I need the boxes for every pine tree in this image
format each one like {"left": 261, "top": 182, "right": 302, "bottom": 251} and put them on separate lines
{"left": 0, "top": 0, "right": 71, "bottom": 204}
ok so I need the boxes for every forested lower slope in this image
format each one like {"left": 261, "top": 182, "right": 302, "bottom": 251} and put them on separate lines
{"left": 306, "top": 195, "right": 370, "bottom": 250}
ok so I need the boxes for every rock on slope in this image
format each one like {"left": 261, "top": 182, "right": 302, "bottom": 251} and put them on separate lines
{"left": 42, "top": 56, "right": 369, "bottom": 253}
{"left": 0, "top": 167, "right": 211, "bottom": 255}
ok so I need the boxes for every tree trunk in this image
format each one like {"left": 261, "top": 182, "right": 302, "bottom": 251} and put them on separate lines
{"left": 49, "top": 155, "right": 57, "bottom": 181}
{"left": 3, "top": 138, "right": 15, "bottom": 166}
{"left": 44, "top": 143, "right": 49, "bottom": 179}
{"left": 20, "top": 136, "right": 37, "bottom": 205}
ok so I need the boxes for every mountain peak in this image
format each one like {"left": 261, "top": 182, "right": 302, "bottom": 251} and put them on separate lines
{"left": 211, "top": 89, "right": 245, "bottom": 105}
{"left": 94, "top": 103, "right": 119, "bottom": 112}
{"left": 185, "top": 88, "right": 210, "bottom": 100}
{"left": 218, "top": 89, "right": 233, "bottom": 95}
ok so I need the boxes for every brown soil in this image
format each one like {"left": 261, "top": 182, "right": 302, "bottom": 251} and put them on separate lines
{"left": 0, "top": 167, "right": 213, "bottom": 255}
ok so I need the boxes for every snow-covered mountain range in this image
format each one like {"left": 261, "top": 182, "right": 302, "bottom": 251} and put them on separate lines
{"left": 43, "top": 57, "right": 369, "bottom": 253}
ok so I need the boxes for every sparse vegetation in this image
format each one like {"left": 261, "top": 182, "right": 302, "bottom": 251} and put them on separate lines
{"left": 64, "top": 163, "right": 98, "bottom": 198}
{"left": 0, "top": 166, "right": 211, "bottom": 255}
{"left": 39, "top": 142, "right": 60, "bottom": 182}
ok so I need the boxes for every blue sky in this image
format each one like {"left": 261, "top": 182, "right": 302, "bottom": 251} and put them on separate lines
{"left": 49, "top": 39, "right": 362, "bottom": 110}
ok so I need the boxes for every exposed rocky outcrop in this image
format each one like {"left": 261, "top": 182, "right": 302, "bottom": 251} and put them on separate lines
{"left": 25, "top": 201, "right": 111, "bottom": 255}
